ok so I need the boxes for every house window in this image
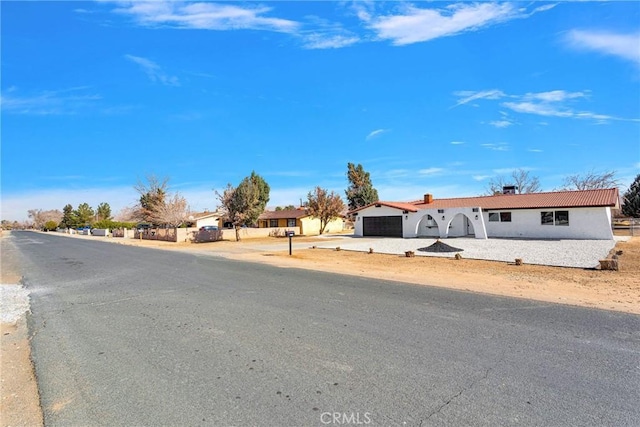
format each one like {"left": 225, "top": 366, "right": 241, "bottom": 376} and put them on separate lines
{"left": 269, "top": 219, "right": 279, "bottom": 227}
{"left": 489, "top": 212, "right": 512, "bottom": 222}
{"left": 541, "top": 211, "right": 570, "bottom": 226}
{"left": 437, "top": 209, "right": 445, "bottom": 214}
{"left": 541, "top": 212, "right": 554, "bottom": 225}
{"left": 287, "top": 218, "right": 296, "bottom": 227}
{"left": 555, "top": 211, "right": 569, "bottom": 226}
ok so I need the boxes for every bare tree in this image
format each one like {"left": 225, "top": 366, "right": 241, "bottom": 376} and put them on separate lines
{"left": 485, "top": 169, "right": 541, "bottom": 195}
{"left": 306, "top": 186, "right": 345, "bottom": 235}
{"left": 151, "top": 193, "right": 190, "bottom": 227}
{"left": 114, "top": 206, "right": 140, "bottom": 222}
{"left": 559, "top": 170, "right": 619, "bottom": 191}
{"left": 28, "top": 209, "right": 63, "bottom": 229}
{"left": 134, "top": 175, "right": 169, "bottom": 224}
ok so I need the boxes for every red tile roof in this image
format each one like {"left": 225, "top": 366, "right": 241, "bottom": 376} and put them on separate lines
{"left": 259, "top": 209, "right": 309, "bottom": 220}
{"left": 349, "top": 201, "right": 420, "bottom": 214}
{"left": 349, "top": 188, "right": 619, "bottom": 213}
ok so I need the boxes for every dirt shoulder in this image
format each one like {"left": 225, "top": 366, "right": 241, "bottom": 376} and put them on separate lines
{"left": 64, "top": 231, "right": 640, "bottom": 315}
{"left": 1, "top": 232, "right": 44, "bottom": 427}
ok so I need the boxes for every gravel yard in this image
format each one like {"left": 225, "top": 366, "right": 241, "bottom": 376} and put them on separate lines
{"left": 316, "top": 236, "right": 625, "bottom": 268}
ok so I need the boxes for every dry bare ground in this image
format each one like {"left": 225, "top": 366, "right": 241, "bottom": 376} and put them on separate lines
{"left": 1, "top": 232, "right": 44, "bottom": 427}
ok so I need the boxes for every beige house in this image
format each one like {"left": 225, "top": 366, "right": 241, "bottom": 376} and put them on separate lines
{"left": 258, "top": 209, "right": 344, "bottom": 235}
{"left": 187, "top": 211, "right": 223, "bottom": 229}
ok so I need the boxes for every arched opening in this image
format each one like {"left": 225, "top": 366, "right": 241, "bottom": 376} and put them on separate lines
{"left": 416, "top": 214, "right": 440, "bottom": 237}
{"left": 447, "top": 213, "right": 476, "bottom": 238}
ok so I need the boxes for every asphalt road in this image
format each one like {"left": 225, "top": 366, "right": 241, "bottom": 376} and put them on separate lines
{"left": 8, "top": 231, "right": 640, "bottom": 426}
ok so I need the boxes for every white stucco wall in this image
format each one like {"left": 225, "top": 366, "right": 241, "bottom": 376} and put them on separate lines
{"left": 353, "top": 205, "right": 410, "bottom": 236}
{"left": 483, "top": 207, "right": 612, "bottom": 240}
{"left": 354, "top": 205, "right": 612, "bottom": 240}
{"left": 410, "top": 208, "right": 487, "bottom": 239}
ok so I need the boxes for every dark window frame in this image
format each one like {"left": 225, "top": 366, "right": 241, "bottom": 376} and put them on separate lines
{"left": 269, "top": 219, "right": 279, "bottom": 228}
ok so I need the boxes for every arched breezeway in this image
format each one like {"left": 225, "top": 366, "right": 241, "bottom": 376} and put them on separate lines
{"left": 446, "top": 213, "right": 477, "bottom": 238}
{"left": 416, "top": 214, "right": 441, "bottom": 237}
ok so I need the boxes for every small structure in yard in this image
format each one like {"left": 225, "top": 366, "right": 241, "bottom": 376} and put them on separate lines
{"left": 417, "top": 240, "right": 464, "bottom": 253}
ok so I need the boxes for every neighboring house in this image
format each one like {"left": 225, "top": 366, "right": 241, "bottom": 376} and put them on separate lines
{"left": 258, "top": 209, "right": 344, "bottom": 235}
{"left": 187, "top": 211, "right": 223, "bottom": 229}
{"left": 349, "top": 188, "right": 619, "bottom": 240}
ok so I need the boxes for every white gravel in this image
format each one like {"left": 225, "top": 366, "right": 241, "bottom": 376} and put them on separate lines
{"left": 0, "top": 285, "right": 31, "bottom": 324}
{"left": 316, "top": 236, "right": 625, "bottom": 268}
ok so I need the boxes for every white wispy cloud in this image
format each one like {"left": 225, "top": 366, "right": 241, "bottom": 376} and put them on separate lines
{"left": 366, "top": 128, "right": 390, "bottom": 140}
{"left": 125, "top": 55, "right": 179, "bottom": 86}
{"left": 112, "top": 1, "right": 299, "bottom": 33}
{"left": 0, "top": 87, "right": 101, "bottom": 115}
{"left": 489, "top": 119, "right": 513, "bottom": 128}
{"left": 565, "top": 30, "right": 640, "bottom": 66}
{"left": 302, "top": 33, "right": 359, "bottom": 49}
{"left": 452, "top": 89, "right": 505, "bottom": 108}
{"left": 523, "top": 90, "right": 588, "bottom": 102}
{"left": 418, "top": 168, "right": 444, "bottom": 176}
{"left": 472, "top": 175, "right": 492, "bottom": 181}
{"left": 528, "top": 148, "right": 543, "bottom": 153}
{"left": 450, "top": 141, "right": 465, "bottom": 145}
{"left": 454, "top": 88, "right": 639, "bottom": 124}
{"left": 364, "top": 3, "right": 518, "bottom": 46}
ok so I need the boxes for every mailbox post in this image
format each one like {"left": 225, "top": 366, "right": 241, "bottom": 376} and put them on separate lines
{"left": 286, "top": 230, "right": 295, "bottom": 255}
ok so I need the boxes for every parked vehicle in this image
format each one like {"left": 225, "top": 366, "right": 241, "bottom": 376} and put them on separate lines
{"left": 199, "top": 225, "right": 218, "bottom": 231}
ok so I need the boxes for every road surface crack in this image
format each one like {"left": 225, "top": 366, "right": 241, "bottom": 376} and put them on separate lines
{"left": 423, "top": 365, "right": 493, "bottom": 423}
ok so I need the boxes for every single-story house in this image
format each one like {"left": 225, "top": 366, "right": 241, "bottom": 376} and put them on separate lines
{"left": 349, "top": 188, "right": 619, "bottom": 240}
{"left": 187, "top": 211, "right": 223, "bottom": 229}
{"left": 258, "top": 208, "right": 344, "bottom": 235}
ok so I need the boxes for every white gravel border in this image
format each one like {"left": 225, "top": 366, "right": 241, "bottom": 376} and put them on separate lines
{"left": 316, "top": 236, "right": 625, "bottom": 268}
{"left": 0, "top": 285, "right": 31, "bottom": 324}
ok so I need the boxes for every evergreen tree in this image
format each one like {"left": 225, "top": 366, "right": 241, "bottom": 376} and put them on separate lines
{"left": 75, "top": 203, "right": 95, "bottom": 227}
{"left": 60, "top": 204, "right": 77, "bottom": 228}
{"left": 345, "top": 163, "right": 379, "bottom": 211}
{"left": 96, "top": 202, "right": 112, "bottom": 222}
{"left": 622, "top": 174, "right": 640, "bottom": 218}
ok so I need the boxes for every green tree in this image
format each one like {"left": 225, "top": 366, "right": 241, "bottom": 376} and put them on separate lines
{"left": 345, "top": 163, "right": 379, "bottom": 211}
{"left": 44, "top": 220, "right": 58, "bottom": 231}
{"left": 96, "top": 203, "right": 112, "bottom": 222}
{"left": 216, "top": 172, "right": 270, "bottom": 241}
{"left": 306, "top": 187, "right": 345, "bottom": 235}
{"left": 75, "top": 203, "right": 94, "bottom": 227}
{"left": 60, "top": 204, "right": 77, "bottom": 228}
{"left": 622, "top": 174, "right": 640, "bottom": 218}
{"left": 249, "top": 171, "right": 270, "bottom": 214}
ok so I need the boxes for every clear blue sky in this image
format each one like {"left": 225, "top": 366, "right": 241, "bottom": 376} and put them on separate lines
{"left": 2, "top": 1, "right": 639, "bottom": 221}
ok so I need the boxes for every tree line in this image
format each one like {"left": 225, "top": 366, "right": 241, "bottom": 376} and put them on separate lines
{"left": 14, "top": 166, "right": 639, "bottom": 233}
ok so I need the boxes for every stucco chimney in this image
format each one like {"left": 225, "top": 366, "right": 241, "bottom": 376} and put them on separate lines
{"left": 424, "top": 193, "right": 433, "bottom": 204}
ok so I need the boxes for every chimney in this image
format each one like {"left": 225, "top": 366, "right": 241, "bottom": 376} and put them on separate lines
{"left": 502, "top": 186, "right": 518, "bottom": 195}
{"left": 424, "top": 193, "right": 433, "bottom": 204}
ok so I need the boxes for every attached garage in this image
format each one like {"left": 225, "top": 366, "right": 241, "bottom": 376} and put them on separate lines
{"left": 363, "top": 216, "right": 403, "bottom": 237}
